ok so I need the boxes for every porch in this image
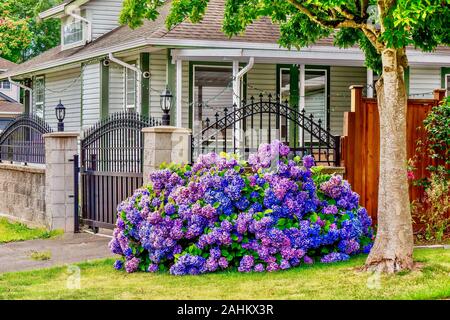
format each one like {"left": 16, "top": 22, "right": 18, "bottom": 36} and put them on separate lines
{"left": 168, "top": 48, "right": 375, "bottom": 165}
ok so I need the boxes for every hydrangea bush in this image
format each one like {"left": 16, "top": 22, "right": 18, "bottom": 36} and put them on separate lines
{"left": 109, "top": 141, "right": 374, "bottom": 275}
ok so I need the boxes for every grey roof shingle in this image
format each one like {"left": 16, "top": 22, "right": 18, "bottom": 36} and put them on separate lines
{"left": 0, "top": 92, "right": 23, "bottom": 113}
{"left": 0, "top": 57, "right": 17, "bottom": 70}
{"left": 3, "top": 0, "right": 450, "bottom": 78}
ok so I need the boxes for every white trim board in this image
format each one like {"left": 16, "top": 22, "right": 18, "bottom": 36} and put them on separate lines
{"left": 3, "top": 38, "right": 450, "bottom": 80}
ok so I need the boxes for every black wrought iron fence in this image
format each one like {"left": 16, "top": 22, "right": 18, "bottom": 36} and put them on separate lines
{"left": 0, "top": 114, "right": 53, "bottom": 165}
{"left": 191, "top": 94, "right": 340, "bottom": 166}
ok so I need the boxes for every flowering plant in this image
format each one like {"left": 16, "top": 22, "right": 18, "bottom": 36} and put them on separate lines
{"left": 110, "top": 141, "right": 373, "bottom": 275}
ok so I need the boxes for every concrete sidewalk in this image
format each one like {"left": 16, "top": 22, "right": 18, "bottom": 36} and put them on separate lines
{"left": 0, "top": 232, "right": 114, "bottom": 273}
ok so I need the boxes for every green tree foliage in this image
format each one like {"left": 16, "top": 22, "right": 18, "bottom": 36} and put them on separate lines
{"left": 0, "top": 0, "right": 62, "bottom": 63}
{"left": 0, "top": 1, "right": 31, "bottom": 63}
{"left": 120, "top": 0, "right": 450, "bottom": 74}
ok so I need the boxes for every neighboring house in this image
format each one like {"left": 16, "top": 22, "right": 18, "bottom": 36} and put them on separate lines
{"left": 0, "top": 0, "right": 448, "bottom": 139}
{"left": 0, "top": 58, "right": 20, "bottom": 103}
{"left": 0, "top": 92, "right": 23, "bottom": 132}
{"left": 0, "top": 58, "right": 22, "bottom": 131}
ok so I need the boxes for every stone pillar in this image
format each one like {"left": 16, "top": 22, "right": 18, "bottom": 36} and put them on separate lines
{"left": 43, "top": 132, "right": 79, "bottom": 232}
{"left": 142, "top": 126, "right": 191, "bottom": 185}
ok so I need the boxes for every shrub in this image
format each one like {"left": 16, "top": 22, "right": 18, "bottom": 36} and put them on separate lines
{"left": 412, "top": 170, "right": 450, "bottom": 243}
{"left": 109, "top": 141, "right": 374, "bottom": 275}
{"left": 409, "top": 97, "right": 450, "bottom": 242}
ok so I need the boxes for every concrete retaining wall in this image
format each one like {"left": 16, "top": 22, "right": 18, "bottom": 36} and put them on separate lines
{"left": 0, "top": 163, "right": 46, "bottom": 227}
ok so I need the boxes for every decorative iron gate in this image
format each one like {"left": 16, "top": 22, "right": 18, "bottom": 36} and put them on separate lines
{"left": 0, "top": 114, "right": 53, "bottom": 165}
{"left": 191, "top": 94, "right": 340, "bottom": 166}
{"left": 79, "top": 111, "right": 160, "bottom": 230}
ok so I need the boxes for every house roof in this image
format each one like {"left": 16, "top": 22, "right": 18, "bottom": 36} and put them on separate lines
{"left": 0, "top": 92, "right": 23, "bottom": 114}
{"left": 0, "top": 101, "right": 23, "bottom": 114}
{"left": 2, "top": 0, "right": 450, "bottom": 79}
{"left": 0, "top": 92, "right": 18, "bottom": 103}
{"left": 0, "top": 57, "right": 16, "bottom": 71}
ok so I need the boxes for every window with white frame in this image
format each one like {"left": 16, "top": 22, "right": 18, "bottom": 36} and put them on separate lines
{"left": 0, "top": 80, "right": 11, "bottom": 90}
{"left": 34, "top": 77, "right": 45, "bottom": 118}
{"left": 125, "top": 65, "right": 137, "bottom": 110}
{"left": 62, "top": 13, "right": 85, "bottom": 47}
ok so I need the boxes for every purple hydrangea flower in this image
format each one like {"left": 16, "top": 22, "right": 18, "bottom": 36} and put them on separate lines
{"left": 320, "top": 252, "right": 350, "bottom": 263}
{"left": 302, "top": 155, "right": 315, "bottom": 169}
{"left": 113, "top": 260, "right": 123, "bottom": 270}
{"left": 125, "top": 257, "right": 140, "bottom": 273}
{"left": 110, "top": 141, "right": 371, "bottom": 276}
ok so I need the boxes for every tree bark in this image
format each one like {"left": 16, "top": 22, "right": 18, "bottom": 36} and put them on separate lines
{"left": 364, "top": 48, "right": 414, "bottom": 273}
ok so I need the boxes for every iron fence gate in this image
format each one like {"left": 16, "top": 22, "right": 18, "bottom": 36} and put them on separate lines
{"left": 78, "top": 111, "right": 160, "bottom": 230}
{"left": 191, "top": 94, "right": 340, "bottom": 166}
{"left": 0, "top": 114, "right": 53, "bottom": 165}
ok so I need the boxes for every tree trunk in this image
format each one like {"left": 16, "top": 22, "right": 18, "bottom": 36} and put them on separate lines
{"left": 364, "top": 48, "right": 414, "bottom": 273}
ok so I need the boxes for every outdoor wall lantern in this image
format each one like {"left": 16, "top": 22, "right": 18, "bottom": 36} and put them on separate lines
{"left": 55, "top": 100, "right": 66, "bottom": 132}
{"left": 160, "top": 87, "right": 173, "bottom": 126}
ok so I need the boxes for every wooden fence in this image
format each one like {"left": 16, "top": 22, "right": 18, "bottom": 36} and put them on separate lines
{"left": 340, "top": 86, "right": 446, "bottom": 226}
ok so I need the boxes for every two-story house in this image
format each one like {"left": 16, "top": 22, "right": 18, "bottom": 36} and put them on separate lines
{"left": 0, "top": 0, "right": 448, "bottom": 145}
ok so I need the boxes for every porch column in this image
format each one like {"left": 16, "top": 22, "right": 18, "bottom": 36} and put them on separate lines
{"left": 367, "top": 68, "right": 374, "bottom": 98}
{"left": 299, "top": 64, "right": 306, "bottom": 146}
{"left": 176, "top": 59, "right": 183, "bottom": 127}
{"left": 299, "top": 64, "right": 306, "bottom": 110}
{"left": 232, "top": 60, "right": 241, "bottom": 153}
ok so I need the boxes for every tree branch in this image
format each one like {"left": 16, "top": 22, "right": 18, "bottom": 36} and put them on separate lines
{"left": 335, "top": 6, "right": 354, "bottom": 20}
{"left": 287, "top": 0, "right": 384, "bottom": 52}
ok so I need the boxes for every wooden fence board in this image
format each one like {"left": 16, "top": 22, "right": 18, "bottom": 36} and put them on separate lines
{"left": 341, "top": 88, "right": 445, "bottom": 230}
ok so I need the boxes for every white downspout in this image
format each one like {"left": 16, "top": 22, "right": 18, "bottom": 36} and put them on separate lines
{"left": 8, "top": 76, "right": 33, "bottom": 110}
{"left": 108, "top": 53, "right": 143, "bottom": 112}
{"left": 108, "top": 53, "right": 142, "bottom": 76}
{"left": 67, "top": 11, "right": 92, "bottom": 43}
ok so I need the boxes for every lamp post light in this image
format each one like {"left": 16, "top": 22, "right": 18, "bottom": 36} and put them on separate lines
{"left": 160, "top": 87, "right": 173, "bottom": 126}
{"left": 55, "top": 99, "right": 66, "bottom": 132}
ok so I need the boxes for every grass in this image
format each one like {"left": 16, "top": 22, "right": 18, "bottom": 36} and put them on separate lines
{"left": 0, "top": 218, "right": 62, "bottom": 244}
{"left": 0, "top": 248, "right": 449, "bottom": 300}
{"left": 29, "top": 251, "right": 52, "bottom": 261}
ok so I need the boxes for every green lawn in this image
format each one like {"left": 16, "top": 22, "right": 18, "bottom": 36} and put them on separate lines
{"left": 0, "top": 218, "right": 62, "bottom": 244}
{"left": 0, "top": 248, "right": 449, "bottom": 300}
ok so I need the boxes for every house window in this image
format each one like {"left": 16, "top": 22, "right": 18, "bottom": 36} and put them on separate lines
{"left": 192, "top": 65, "right": 234, "bottom": 136}
{"left": 278, "top": 66, "right": 328, "bottom": 135}
{"left": 63, "top": 19, "right": 83, "bottom": 46}
{"left": 125, "top": 65, "right": 137, "bottom": 110}
{"left": 0, "top": 80, "right": 11, "bottom": 90}
{"left": 34, "top": 77, "right": 45, "bottom": 118}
